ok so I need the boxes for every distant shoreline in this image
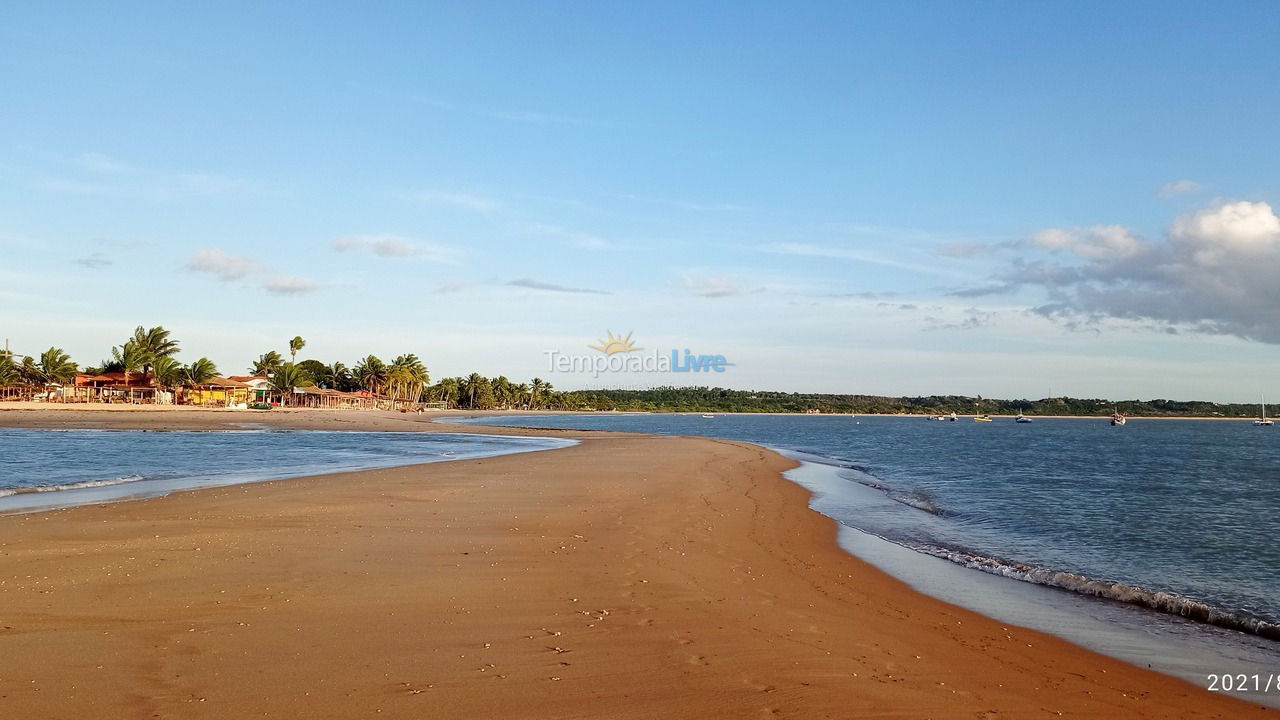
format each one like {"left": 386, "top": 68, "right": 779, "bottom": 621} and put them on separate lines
{"left": 0, "top": 401, "right": 1265, "bottom": 421}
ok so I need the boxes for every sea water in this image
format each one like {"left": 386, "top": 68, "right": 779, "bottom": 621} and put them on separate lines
{"left": 458, "top": 413, "right": 1280, "bottom": 704}
{"left": 0, "top": 428, "right": 575, "bottom": 514}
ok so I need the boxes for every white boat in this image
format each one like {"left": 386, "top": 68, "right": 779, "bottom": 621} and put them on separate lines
{"left": 1015, "top": 412, "right": 1033, "bottom": 423}
{"left": 1110, "top": 407, "right": 1126, "bottom": 426}
{"left": 1255, "top": 394, "right": 1273, "bottom": 426}
{"left": 701, "top": 414, "right": 715, "bottom": 419}
{"left": 948, "top": 411, "right": 957, "bottom": 422}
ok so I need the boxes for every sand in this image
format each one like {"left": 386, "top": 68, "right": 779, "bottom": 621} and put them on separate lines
{"left": 0, "top": 408, "right": 1271, "bottom": 718}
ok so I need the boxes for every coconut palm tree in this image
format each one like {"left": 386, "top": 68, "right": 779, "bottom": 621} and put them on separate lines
{"left": 0, "top": 352, "right": 19, "bottom": 386}
{"left": 512, "top": 382, "right": 530, "bottom": 409}
{"left": 353, "top": 355, "right": 388, "bottom": 395}
{"left": 289, "top": 336, "right": 305, "bottom": 361}
{"left": 130, "top": 325, "right": 180, "bottom": 379}
{"left": 111, "top": 340, "right": 146, "bottom": 388}
{"left": 37, "top": 347, "right": 78, "bottom": 385}
{"left": 322, "top": 361, "right": 351, "bottom": 391}
{"left": 530, "top": 377, "right": 551, "bottom": 409}
{"left": 250, "top": 351, "right": 283, "bottom": 376}
{"left": 182, "top": 358, "right": 220, "bottom": 386}
{"left": 389, "top": 354, "right": 429, "bottom": 405}
{"left": 150, "top": 356, "right": 184, "bottom": 394}
{"left": 433, "top": 377, "right": 460, "bottom": 407}
{"left": 269, "top": 363, "right": 308, "bottom": 406}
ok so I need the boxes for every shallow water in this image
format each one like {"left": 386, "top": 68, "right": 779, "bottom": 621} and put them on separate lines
{"left": 0, "top": 428, "right": 575, "bottom": 513}
{"left": 459, "top": 413, "right": 1280, "bottom": 704}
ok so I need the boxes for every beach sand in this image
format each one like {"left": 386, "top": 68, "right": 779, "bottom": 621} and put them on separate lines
{"left": 0, "top": 409, "right": 1270, "bottom": 718}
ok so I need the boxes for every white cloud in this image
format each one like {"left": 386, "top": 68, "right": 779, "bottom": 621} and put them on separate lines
{"left": 964, "top": 200, "right": 1280, "bottom": 342}
{"left": 681, "top": 274, "right": 741, "bottom": 298}
{"left": 1158, "top": 179, "right": 1203, "bottom": 197}
{"left": 506, "top": 277, "right": 609, "bottom": 295}
{"left": 186, "top": 249, "right": 259, "bottom": 281}
{"left": 332, "top": 234, "right": 455, "bottom": 262}
{"left": 262, "top": 275, "right": 320, "bottom": 295}
{"left": 1029, "top": 225, "right": 1147, "bottom": 260}
{"left": 1170, "top": 200, "right": 1280, "bottom": 262}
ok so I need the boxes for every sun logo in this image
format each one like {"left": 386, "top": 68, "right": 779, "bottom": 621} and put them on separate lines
{"left": 588, "top": 330, "right": 642, "bottom": 355}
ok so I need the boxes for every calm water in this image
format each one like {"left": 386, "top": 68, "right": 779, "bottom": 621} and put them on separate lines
{"left": 0, "top": 428, "right": 574, "bottom": 513}
{"left": 460, "top": 413, "right": 1280, "bottom": 695}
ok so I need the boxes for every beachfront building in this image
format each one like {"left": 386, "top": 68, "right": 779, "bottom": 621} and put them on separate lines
{"left": 228, "top": 375, "right": 271, "bottom": 404}
{"left": 184, "top": 377, "right": 253, "bottom": 408}
{"left": 293, "top": 386, "right": 379, "bottom": 410}
{"left": 71, "top": 372, "right": 163, "bottom": 403}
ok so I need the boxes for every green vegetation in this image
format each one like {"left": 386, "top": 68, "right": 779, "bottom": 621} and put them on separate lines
{"left": 547, "top": 387, "right": 1270, "bottom": 418}
{"left": 0, "top": 328, "right": 1271, "bottom": 417}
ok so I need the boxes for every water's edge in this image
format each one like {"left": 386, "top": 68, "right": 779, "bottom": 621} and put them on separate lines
{"left": 0, "top": 429, "right": 577, "bottom": 515}
{"left": 780, "top": 453, "right": 1280, "bottom": 709}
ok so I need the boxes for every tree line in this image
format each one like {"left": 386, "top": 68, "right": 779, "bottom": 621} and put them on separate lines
{"left": 1, "top": 328, "right": 1269, "bottom": 416}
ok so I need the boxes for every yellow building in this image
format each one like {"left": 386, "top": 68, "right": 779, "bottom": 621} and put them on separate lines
{"left": 184, "top": 377, "right": 254, "bottom": 408}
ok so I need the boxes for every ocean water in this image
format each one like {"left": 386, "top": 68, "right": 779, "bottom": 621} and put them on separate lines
{"left": 458, "top": 413, "right": 1280, "bottom": 699}
{"left": 0, "top": 428, "right": 575, "bottom": 514}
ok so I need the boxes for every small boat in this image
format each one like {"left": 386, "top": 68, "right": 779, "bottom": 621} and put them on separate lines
{"left": 1015, "top": 412, "right": 1033, "bottom": 423}
{"left": 1255, "top": 394, "right": 1273, "bottom": 426}
{"left": 701, "top": 414, "right": 715, "bottom": 419}
{"left": 973, "top": 402, "right": 991, "bottom": 422}
{"left": 927, "top": 414, "right": 947, "bottom": 421}
{"left": 948, "top": 411, "right": 957, "bottom": 422}
{"left": 1110, "top": 407, "right": 1126, "bottom": 426}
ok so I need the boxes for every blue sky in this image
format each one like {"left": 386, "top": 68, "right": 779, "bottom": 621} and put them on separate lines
{"left": 3, "top": 2, "right": 1279, "bottom": 401}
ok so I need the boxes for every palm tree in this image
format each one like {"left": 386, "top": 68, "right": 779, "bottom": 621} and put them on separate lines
{"left": 111, "top": 340, "right": 146, "bottom": 388}
{"left": 530, "top": 377, "right": 551, "bottom": 409}
{"left": 389, "top": 354, "right": 429, "bottom": 406}
{"left": 321, "top": 361, "right": 351, "bottom": 391}
{"left": 353, "top": 355, "right": 388, "bottom": 395}
{"left": 250, "top": 351, "right": 283, "bottom": 376}
{"left": 150, "top": 356, "right": 184, "bottom": 393}
{"left": 269, "top": 363, "right": 308, "bottom": 406}
{"left": 512, "top": 382, "right": 530, "bottom": 409}
{"left": 37, "top": 347, "right": 78, "bottom": 385}
{"left": 0, "top": 352, "right": 19, "bottom": 386}
{"left": 182, "top": 358, "right": 220, "bottom": 386}
{"left": 130, "top": 326, "right": 180, "bottom": 378}
{"left": 433, "top": 377, "right": 460, "bottom": 407}
{"left": 289, "top": 336, "right": 306, "bottom": 361}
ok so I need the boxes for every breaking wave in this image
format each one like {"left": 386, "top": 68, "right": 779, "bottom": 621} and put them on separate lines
{"left": 0, "top": 475, "right": 147, "bottom": 497}
{"left": 907, "top": 541, "right": 1280, "bottom": 641}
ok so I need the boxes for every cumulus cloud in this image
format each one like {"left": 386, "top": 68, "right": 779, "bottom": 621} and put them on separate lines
{"left": 507, "top": 277, "right": 609, "bottom": 295}
{"left": 1158, "top": 179, "right": 1203, "bottom": 197}
{"left": 186, "top": 249, "right": 259, "bottom": 281}
{"left": 332, "top": 234, "right": 454, "bottom": 262}
{"left": 966, "top": 200, "right": 1280, "bottom": 342}
{"left": 262, "top": 275, "right": 320, "bottom": 295}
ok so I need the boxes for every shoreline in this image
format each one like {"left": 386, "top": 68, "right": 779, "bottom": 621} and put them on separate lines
{"left": 0, "top": 409, "right": 1273, "bottom": 717}
{"left": 0, "top": 402, "right": 1266, "bottom": 421}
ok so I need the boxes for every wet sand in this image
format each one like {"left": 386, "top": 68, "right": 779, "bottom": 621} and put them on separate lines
{"left": 0, "top": 408, "right": 1271, "bottom": 718}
